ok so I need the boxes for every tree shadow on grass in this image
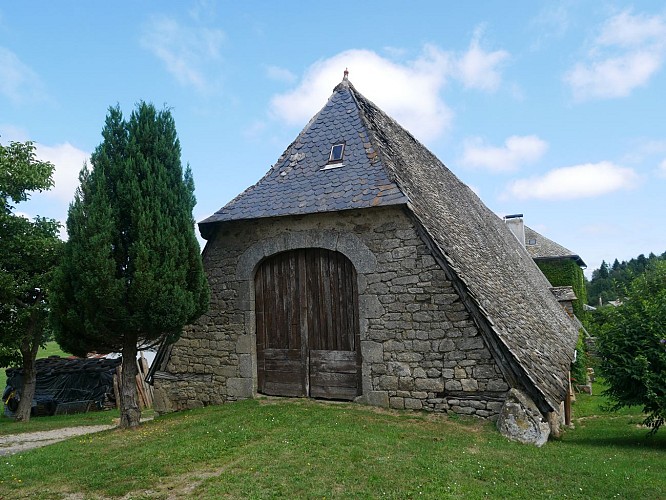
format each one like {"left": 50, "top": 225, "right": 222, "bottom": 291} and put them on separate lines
{"left": 564, "top": 431, "right": 666, "bottom": 450}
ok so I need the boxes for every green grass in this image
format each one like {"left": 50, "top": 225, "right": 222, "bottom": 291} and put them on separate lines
{"left": 0, "top": 384, "right": 663, "bottom": 499}
{"left": 36, "top": 341, "right": 71, "bottom": 359}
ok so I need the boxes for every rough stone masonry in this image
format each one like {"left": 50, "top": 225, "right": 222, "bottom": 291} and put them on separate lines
{"left": 153, "top": 205, "right": 510, "bottom": 419}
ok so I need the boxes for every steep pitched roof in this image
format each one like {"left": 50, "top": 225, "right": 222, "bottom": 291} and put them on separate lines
{"left": 201, "top": 78, "right": 579, "bottom": 413}
{"left": 524, "top": 226, "right": 586, "bottom": 267}
{"left": 199, "top": 80, "right": 407, "bottom": 238}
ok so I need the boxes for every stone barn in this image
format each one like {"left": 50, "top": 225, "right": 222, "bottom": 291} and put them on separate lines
{"left": 152, "top": 75, "right": 579, "bottom": 438}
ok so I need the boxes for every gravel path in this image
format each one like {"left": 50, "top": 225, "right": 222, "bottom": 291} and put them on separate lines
{"left": 0, "top": 425, "right": 115, "bottom": 456}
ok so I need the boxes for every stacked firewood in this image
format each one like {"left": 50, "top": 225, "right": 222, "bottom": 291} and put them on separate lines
{"left": 112, "top": 352, "right": 154, "bottom": 409}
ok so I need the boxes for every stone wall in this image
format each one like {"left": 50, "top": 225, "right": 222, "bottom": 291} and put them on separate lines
{"left": 153, "top": 206, "right": 509, "bottom": 419}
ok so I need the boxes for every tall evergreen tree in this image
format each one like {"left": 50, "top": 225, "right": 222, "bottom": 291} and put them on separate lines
{"left": 51, "top": 103, "right": 209, "bottom": 428}
{"left": 587, "top": 252, "right": 666, "bottom": 306}
{"left": 598, "top": 260, "right": 609, "bottom": 279}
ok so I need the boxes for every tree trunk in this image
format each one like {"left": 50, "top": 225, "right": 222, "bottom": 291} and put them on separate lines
{"left": 119, "top": 334, "right": 141, "bottom": 429}
{"left": 14, "top": 338, "right": 40, "bottom": 422}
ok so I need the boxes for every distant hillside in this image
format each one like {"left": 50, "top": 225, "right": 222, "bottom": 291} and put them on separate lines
{"left": 586, "top": 251, "right": 666, "bottom": 306}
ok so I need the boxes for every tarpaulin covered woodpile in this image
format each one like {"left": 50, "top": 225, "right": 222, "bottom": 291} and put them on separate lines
{"left": 3, "top": 356, "right": 121, "bottom": 417}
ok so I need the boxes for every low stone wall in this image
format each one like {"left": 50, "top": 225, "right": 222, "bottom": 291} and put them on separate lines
{"left": 153, "top": 206, "right": 509, "bottom": 419}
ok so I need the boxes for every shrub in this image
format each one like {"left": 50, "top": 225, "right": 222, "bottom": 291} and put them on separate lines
{"left": 570, "top": 330, "right": 589, "bottom": 387}
{"left": 596, "top": 261, "right": 666, "bottom": 434}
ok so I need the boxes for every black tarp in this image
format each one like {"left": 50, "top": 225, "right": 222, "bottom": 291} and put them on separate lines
{"left": 3, "top": 356, "right": 121, "bottom": 417}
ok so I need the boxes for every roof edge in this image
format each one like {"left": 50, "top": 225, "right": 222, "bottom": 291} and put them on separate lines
{"left": 534, "top": 255, "right": 586, "bottom": 268}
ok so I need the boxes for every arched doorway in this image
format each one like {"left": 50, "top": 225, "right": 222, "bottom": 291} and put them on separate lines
{"left": 255, "top": 248, "right": 361, "bottom": 400}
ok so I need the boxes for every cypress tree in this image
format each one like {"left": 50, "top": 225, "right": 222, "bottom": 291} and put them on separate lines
{"left": 51, "top": 103, "right": 209, "bottom": 428}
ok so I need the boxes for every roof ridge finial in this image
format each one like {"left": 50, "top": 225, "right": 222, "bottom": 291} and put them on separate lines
{"left": 343, "top": 68, "right": 349, "bottom": 80}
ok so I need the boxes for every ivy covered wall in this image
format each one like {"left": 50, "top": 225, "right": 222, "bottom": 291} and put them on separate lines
{"left": 536, "top": 259, "right": 588, "bottom": 320}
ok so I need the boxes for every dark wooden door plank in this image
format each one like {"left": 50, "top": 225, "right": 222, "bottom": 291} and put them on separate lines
{"left": 256, "top": 248, "right": 360, "bottom": 400}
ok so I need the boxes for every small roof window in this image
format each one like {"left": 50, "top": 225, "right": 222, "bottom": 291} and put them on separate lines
{"left": 328, "top": 143, "right": 345, "bottom": 163}
{"left": 527, "top": 238, "right": 537, "bottom": 245}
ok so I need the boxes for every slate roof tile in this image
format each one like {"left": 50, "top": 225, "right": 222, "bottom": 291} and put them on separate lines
{"left": 525, "top": 226, "right": 586, "bottom": 267}
{"left": 200, "top": 83, "right": 408, "bottom": 232}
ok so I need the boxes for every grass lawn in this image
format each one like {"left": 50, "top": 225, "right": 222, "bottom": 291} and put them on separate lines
{"left": 0, "top": 382, "right": 664, "bottom": 499}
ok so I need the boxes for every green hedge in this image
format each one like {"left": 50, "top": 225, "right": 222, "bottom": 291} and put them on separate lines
{"left": 536, "top": 259, "right": 588, "bottom": 320}
{"left": 570, "top": 329, "right": 588, "bottom": 385}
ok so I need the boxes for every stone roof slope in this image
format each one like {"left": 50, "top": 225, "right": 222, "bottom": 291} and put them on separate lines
{"left": 524, "top": 226, "right": 586, "bottom": 267}
{"left": 347, "top": 80, "right": 579, "bottom": 413}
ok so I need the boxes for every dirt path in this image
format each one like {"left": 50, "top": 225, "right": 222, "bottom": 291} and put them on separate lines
{"left": 0, "top": 424, "right": 115, "bottom": 456}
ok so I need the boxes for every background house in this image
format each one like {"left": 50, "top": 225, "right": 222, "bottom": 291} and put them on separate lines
{"left": 505, "top": 215, "right": 588, "bottom": 320}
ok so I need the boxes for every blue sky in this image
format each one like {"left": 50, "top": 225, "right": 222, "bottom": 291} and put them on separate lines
{"left": 2, "top": 1, "right": 665, "bottom": 276}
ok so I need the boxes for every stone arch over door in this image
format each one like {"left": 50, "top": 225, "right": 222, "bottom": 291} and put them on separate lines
{"left": 236, "top": 229, "right": 377, "bottom": 281}
{"left": 255, "top": 248, "right": 361, "bottom": 400}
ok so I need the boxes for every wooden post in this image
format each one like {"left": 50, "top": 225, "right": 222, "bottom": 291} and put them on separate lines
{"left": 135, "top": 374, "right": 146, "bottom": 410}
{"left": 138, "top": 352, "right": 154, "bottom": 406}
{"left": 565, "top": 371, "right": 572, "bottom": 426}
{"left": 113, "top": 366, "right": 122, "bottom": 409}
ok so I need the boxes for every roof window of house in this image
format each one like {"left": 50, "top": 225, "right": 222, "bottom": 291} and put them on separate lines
{"left": 321, "top": 143, "right": 345, "bottom": 170}
{"left": 329, "top": 143, "right": 345, "bottom": 162}
{"left": 527, "top": 238, "right": 537, "bottom": 245}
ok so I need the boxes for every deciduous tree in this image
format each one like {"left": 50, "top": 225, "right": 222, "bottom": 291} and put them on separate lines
{"left": 51, "top": 103, "right": 209, "bottom": 428}
{"left": 597, "top": 261, "right": 666, "bottom": 433}
{"left": 0, "top": 140, "right": 62, "bottom": 422}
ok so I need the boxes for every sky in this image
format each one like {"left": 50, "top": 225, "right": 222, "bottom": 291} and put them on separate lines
{"left": 2, "top": 1, "right": 665, "bottom": 277}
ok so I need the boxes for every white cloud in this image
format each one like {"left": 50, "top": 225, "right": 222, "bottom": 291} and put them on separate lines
{"left": 188, "top": 0, "right": 217, "bottom": 23}
{"left": 658, "top": 159, "right": 666, "bottom": 178}
{"left": 564, "top": 10, "right": 666, "bottom": 100}
{"left": 268, "top": 34, "right": 509, "bottom": 143}
{"left": 270, "top": 47, "right": 453, "bottom": 143}
{"left": 140, "top": 15, "right": 225, "bottom": 92}
{"left": 268, "top": 31, "right": 512, "bottom": 142}
{"left": 0, "top": 47, "right": 45, "bottom": 104}
{"left": 0, "top": 128, "right": 86, "bottom": 204}
{"left": 565, "top": 52, "right": 661, "bottom": 99}
{"left": 265, "top": 65, "right": 297, "bottom": 84}
{"left": 461, "top": 135, "right": 548, "bottom": 172}
{"left": 530, "top": 3, "right": 572, "bottom": 45}
{"left": 383, "top": 46, "right": 408, "bottom": 59}
{"left": 597, "top": 10, "right": 666, "bottom": 47}
{"left": 35, "top": 142, "right": 89, "bottom": 203}
{"left": 456, "top": 30, "right": 509, "bottom": 91}
{"left": 504, "top": 161, "right": 639, "bottom": 200}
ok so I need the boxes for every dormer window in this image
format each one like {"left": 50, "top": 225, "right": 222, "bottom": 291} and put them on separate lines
{"left": 329, "top": 143, "right": 345, "bottom": 163}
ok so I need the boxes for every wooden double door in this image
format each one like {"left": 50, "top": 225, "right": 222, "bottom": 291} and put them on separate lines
{"left": 255, "top": 248, "right": 361, "bottom": 400}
